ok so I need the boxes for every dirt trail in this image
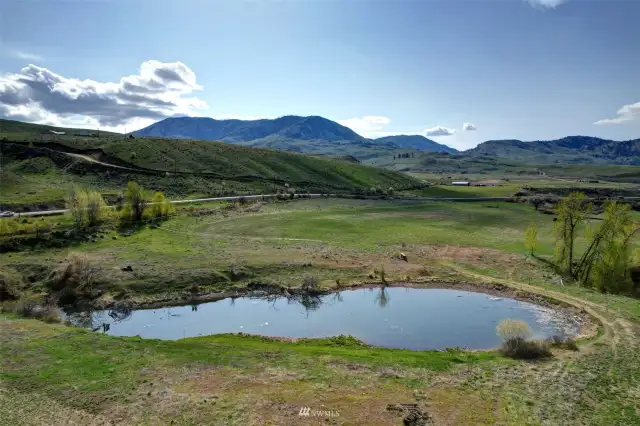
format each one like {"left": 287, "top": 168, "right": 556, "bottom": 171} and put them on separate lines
{"left": 444, "top": 262, "right": 627, "bottom": 354}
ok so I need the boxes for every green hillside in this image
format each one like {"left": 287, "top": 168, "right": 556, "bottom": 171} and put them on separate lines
{"left": 1, "top": 123, "right": 420, "bottom": 210}
{"left": 0, "top": 118, "right": 121, "bottom": 137}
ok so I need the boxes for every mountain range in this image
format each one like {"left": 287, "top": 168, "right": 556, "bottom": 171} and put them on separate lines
{"left": 466, "top": 136, "right": 640, "bottom": 165}
{"left": 134, "top": 116, "right": 454, "bottom": 157}
{"left": 135, "top": 116, "right": 639, "bottom": 164}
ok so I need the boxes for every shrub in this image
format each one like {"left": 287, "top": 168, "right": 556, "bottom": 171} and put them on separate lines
{"left": 496, "top": 319, "right": 552, "bottom": 359}
{"left": 0, "top": 268, "right": 23, "bottom": 301}
{"left": 301, "top": 275, "right": 318, "bottom": 292}
{"left": 547, "top": 335, "right": 579, "bottom": 351}
{"left": 496, "top": 318, "right": 532, "bottom": 340}
{"left": 500, "top": 337, "right": 552, "bottom": 359}
{"left": 49, "top": 252, "right": 102, "bottom": 303}
{"left": 1, "top": 297, "right": 61, "bottom": 323}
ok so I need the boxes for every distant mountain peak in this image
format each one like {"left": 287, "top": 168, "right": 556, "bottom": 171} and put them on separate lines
{"left": 375, "top": 134, "right": 458, "bottom": 154}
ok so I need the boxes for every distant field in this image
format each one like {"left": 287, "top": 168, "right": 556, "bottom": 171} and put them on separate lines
{"left": 7, "top": 198, "right": 634, "bottom": 300}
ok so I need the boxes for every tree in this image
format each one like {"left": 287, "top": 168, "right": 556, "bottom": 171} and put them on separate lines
{"left": 574, "top": 202, "right": 639, "bottom": 293}
{"left": 65, "top": 186, "right": 89, "bottom": 229}
{"left": 124, "top": 181, "right": 147, "bottom": 222}
{"left": 65, "top": 187, "right": 108, "bottom": 229}
{"left": 150, "top": 191, "right": 174, "bottom": 220}
{"left": 525, "top": 223, "right": 538, "bottom": 256}
{"left": 553, "top": 192, "right": 590, "bottom": 275}
{"left": 86, "top": 191, "right": 107, "bottom": 227}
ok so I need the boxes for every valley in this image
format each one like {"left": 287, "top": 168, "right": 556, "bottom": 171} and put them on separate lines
{"left": 1, "top": 118, "right": 639, "bottom": 425}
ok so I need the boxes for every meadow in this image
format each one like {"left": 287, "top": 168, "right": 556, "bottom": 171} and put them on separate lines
{"left": 1, "top": 197, "right": 639, "bottom": 425}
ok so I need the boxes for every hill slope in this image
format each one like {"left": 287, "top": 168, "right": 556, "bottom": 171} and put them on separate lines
{"left": 0, "top": 118, "right": 121, "bottom": 137}
{"left": 375, "top": 135, "right": 458, "bottom": 154}
{"left": 466, "top": 136, "right": 640, "bottom": 165}
{"left": 1, "top": 130, "right": 420, "bottom": 196}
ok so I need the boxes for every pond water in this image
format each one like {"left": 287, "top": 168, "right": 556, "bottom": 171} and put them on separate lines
{"left": 68, "top": 288, "right": 581, "bottom": 350}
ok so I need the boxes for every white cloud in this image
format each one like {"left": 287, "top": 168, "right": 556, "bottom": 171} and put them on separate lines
{"left": 13, "top": 51, "right": 44, "bottom": 62}
{"left": 594, "top": 102, "right": 640, "bottom": 125}
{"left": 0, "top": 60, "right": 207, "bottom": 132}
{"left": 527, "top": 0, "right": 567, "bottom": 9}
{"left": 424, "top": 126, "right": 456, "bottom": 137}
{"left": 463, "top": 122, "right": 476, "bottom": 131}
{"left": 337, "top": 115, "right": 392, "bottom": 138}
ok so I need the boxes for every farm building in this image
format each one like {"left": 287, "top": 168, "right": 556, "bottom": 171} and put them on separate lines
{"left": 451, "top": 181, "right": 471, "bottom": 186}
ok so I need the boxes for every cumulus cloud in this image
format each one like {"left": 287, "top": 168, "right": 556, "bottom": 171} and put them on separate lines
{"left": 424, "top": 126, "right": 456, "bottom": 137}
{"left": 594, "top": 102, "right": 640, "bottom": 125}
{"left": 0, "top": 60, "right": 207, "bottom": 131}
{"left": 338, "top": 116, "right": 392, "bottom": 138}
{"left": 527, "top": 0, "right": 567, "bottom": 8}
{"left": 463, "top": 122, "right": 476, "bottom": 131}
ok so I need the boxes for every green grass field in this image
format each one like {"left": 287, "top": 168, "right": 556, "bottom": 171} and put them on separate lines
{"left": 1, "top": 198, "right": 639, "bottom": 424}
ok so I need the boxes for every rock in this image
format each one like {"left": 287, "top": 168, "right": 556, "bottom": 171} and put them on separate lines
{"left": 400, "top": 252, "right": 408, "bottom": 262}
{"left": 121, "top": 265, "right": 133, "bottom": 272}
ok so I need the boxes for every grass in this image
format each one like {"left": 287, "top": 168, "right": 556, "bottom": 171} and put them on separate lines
{"left": 1, "top": 195, "right": 639, "bottom": 424}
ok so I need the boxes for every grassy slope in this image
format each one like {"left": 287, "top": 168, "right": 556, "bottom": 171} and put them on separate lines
{"left": 1, "top": 199, "right": 639, "bottom": 424}
{"left": 0, "top": 118, "right": 121, "bottom": 137}
{"left": 0, "top": 133, "right": 419, "bottom": 210}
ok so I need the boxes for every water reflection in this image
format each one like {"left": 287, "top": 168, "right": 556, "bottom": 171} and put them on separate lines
{"left": 375, "top": 286, "right": 390, "bottom": 308}
{"left": 67, "top": 288, "right": 582, "bottom": 350}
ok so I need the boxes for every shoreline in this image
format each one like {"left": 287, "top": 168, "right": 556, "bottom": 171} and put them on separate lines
{"left": 68, "top": 278, "right": 598, "bottom": 344}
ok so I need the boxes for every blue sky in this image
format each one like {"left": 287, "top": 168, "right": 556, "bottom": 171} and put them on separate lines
{"left": 1, "top": 0, "right": 638, "bottom": 150}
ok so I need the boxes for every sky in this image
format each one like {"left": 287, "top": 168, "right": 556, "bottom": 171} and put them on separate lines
{"left": 0, "top": 0, "right": 639, "bottom": 150}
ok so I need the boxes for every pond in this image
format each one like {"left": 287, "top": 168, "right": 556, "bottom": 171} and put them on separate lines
{"left": 68, "top": 288, "right": 582, "bottom": 350}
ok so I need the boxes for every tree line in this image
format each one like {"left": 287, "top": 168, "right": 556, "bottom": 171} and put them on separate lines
{"left": 66, "top": 181, "right": 174, "bottom": 230}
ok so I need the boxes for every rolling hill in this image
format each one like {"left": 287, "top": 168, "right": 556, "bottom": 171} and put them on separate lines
{"left": 1, "top": 121, "right": 421, "bottom": 209}
{"left": 0, "top": 118, "right": 121, "bottom": 137}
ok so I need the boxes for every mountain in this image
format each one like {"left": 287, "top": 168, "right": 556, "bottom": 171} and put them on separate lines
{"left": 465, "top": 136, "right": 640, "bottom": 165}
{"left": 134, "top": 116, "right": 456, "bottom": 157}
{"left": 375, "top": 135, "right": 458, "bottom": 154}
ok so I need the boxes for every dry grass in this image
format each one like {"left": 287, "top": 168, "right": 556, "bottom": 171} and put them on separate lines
{"left": 49, "top": 252, "right": 102, "bottom": 303}
{"left": 0, "top": 297, "right": 61, "bottom": 323}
